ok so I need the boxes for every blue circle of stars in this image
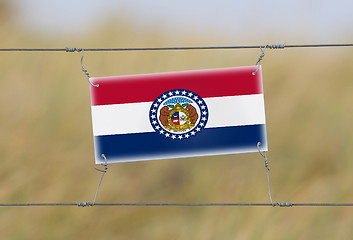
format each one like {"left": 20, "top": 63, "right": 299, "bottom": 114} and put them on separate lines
{"left": 149, "top": 89, "right": 209, "bottom": 140}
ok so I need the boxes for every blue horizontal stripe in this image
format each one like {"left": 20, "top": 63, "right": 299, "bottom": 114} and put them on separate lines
{"left": 94, "top": 124, "right": 267, "bottom": 163}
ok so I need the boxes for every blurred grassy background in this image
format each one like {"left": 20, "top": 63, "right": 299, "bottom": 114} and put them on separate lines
{"left": 1, "top": 2, "right": 353, "bottom": 240}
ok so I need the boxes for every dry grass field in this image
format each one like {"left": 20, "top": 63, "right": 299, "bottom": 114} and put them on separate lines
{"left": 1, "top": 10, "right": 353, "bottom": 240}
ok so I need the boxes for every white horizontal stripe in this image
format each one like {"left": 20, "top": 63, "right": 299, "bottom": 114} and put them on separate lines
{"left": 205, "top": 94, "right": 266, "bottom": 128}
{"left": 91, "top": 94, "right": 266, "bottom": 136}
{"left": 91, "top": 102, "right": 154, "bottom": 136}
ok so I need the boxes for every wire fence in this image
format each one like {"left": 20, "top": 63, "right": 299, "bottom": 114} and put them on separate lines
{"left": 1, "top": 42, "right": 353, "bottom": 208}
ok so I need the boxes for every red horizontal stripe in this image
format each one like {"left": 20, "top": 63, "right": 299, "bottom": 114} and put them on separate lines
{"left": 90, "top": 66, "right": 263, "bottom": 106}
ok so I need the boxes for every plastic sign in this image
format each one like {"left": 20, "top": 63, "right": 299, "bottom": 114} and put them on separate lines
{"left": 90, "top": 66, "right": 267, "bottom": 164}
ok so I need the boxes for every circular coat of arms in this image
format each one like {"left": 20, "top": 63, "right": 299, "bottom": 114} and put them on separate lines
{"left": 149, "top": 89, "right": 209, "bottom": 140}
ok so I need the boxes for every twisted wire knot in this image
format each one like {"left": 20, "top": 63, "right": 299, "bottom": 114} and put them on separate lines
{"left": 81, "top": 65, "right": 91, "bottom": 79}
{"left": 266, "top": 44, "right": 286, "bottom": 49}
{"left": 264, "top": 158, "right": 269, "bottom": 169}
{"left": 76, "top": 202, "right": 92, "bottom": 207}
{"left": 65, "top": 47, "right": 82, "bottom": 52}
{"left": 273, "top": 202, "right": 294, "bottom": 207}
{"left": 80, "top": 49, "right": 99, "bottom": 87}
{"left": 255, "top": 50, "right": 265, "bottom": 66}
{"left": 252, "top": 43, "right": 285, "bottom": 75}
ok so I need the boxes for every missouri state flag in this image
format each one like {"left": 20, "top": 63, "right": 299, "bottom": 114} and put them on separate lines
{"left": 90, "top": 66, "right": 267, "bottom": 164}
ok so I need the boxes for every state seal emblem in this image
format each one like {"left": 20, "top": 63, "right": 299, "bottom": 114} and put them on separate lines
{"left": 149, "top": 89, "right": 209, "bottom": 140}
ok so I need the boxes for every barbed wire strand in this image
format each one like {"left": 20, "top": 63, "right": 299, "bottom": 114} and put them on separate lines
{"left": 0, "top": 203, "right": 353, "bottom": 207}
{"left": 0, "top": 43, "right": 352, "bottom": 52}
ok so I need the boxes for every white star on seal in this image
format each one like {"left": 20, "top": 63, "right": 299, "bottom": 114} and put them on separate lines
{"left": 198, "top": 100, "right": 202, "bottom": 104}
{"left": 153, "top": 103, "right": 158, "bottom": 107}
{"left": 168, "top": 92, "right": 173, "bottom": 96}
{"left": 196, "top": 127, "right": 201, "bottom": 131}
{"left": 193, "top": 96, "right": 198, "bottom": 100}
{"left": 188, "top": 93, "right": 193, "bottom": 97}
{"left": 201, "top": 105, "right": 206, "bottom": 109}
{"left": 191, "top": 131, "right": 196, "bottom": 136}
{"left": 185, "top": 134, "right": 190, "bottom": 138}
{"left": 181, "top": 91, "right": 187, "bottom": 95}
{"left": 175, "top": 90, "right": 180, "bottom": 95}
{"left": 171, "top": 135, "right": 176, "bottom": 139}
{"left": 202, "top": 117, "right": 207, "bottom": 121}
{"left": 202, "top": 111, "right": 207, "bottom": 115}
{"left": 155, "top": 126, "right": 160, "bottom": 130}
{"left": 152, "top": 120, "right": 157, "bottom": 125}
{"left": 151, "top": 115, "right": 156, "bottom": 119}
{"left": 165, "top": 133, "right": 170, "bottom": 137}
{"left": 157, "top": 99, "right": 162, "bottom": 103}
{"left": 151, "top": 109, "right": 156, "bottom": 113}
{"left": 162, "top": 94, "right": 167, "bottom": 99}
{"left": 178, "top": 135, "right": 183, "bottom": 140}
{"left": 199, "top": 122, "right": 204, "bottom": 127}
{"left": 159, "top": 130, "right": 165, "bottom": 134}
